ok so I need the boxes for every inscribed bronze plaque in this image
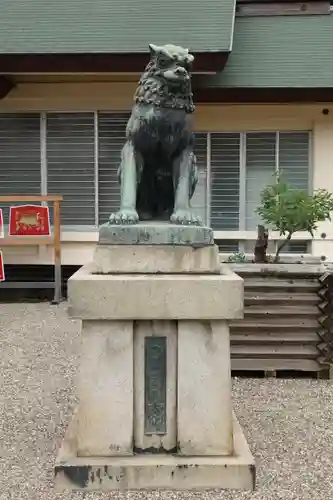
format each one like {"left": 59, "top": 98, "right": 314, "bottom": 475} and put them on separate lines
{"left": 144, "top": 336, "right": 167, "bottom": 435}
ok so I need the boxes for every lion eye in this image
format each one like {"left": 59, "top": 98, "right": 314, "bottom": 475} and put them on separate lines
{"left": 158, "top": 56, "right": 170, "bottom": 68}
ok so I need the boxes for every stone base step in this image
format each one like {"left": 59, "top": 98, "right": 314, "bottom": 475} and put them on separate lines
{"left": 54, "top": 413, "right": 255, "bottom": 492}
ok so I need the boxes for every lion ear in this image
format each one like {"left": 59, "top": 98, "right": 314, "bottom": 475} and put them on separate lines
{"left": 149, "top": 44, "right": 160, "bottom": 57}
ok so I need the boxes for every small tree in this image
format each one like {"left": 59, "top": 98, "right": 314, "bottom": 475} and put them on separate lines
{"left": 256, "top": 178, "right": 333, "bottom": 262}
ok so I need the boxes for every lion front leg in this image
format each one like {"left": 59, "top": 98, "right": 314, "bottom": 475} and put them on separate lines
{"left": 109, "top": 140, "right": 140, "bottom": 225}
{"left": 170, "top": 149, "right": 202, "bottom": 226}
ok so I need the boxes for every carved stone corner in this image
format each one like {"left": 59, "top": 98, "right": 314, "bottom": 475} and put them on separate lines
{"left": 0, "top": 76, "right": 14, "bottom": 99}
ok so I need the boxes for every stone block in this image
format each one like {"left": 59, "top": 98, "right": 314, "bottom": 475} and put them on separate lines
{"left": 54, "top": 412, "right": 255, "bottom": 491}
{"left": 178, "top": 320, "right": 233, "bottom": 456}
{"left": 68, "top": 266, "right": 243, "bottom": 321}
{"left": 76, "top": 320, "right": 134, "bottom": 457}
{"left": 98, "top": 222, "right": 214, "bottom": 247}
{"left": 93, "top": 244, "right": 221, "bottom": 274}
{"left": 58, "top": 245, "right": 254, "bottom": 493}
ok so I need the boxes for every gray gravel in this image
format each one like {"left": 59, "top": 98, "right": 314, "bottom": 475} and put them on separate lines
{"left": 0, "top": 302, "right": 333, "bottom": 500}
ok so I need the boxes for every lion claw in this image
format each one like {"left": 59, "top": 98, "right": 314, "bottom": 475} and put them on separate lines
{"left": 109, "top": 209, "right": 139, "bottom": 225}
{"left": 170, "top": 209, "right": 202, "bottom": 226}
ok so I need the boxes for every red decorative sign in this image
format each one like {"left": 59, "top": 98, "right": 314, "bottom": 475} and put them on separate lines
{"left": 0, "top": 251, "right": 4, "bottom": 281}
{"left": 9, "top": 205, "right": 51, "bottom": 236}
{"left": 0, "top": 208, "right": 3, "bottom": 238}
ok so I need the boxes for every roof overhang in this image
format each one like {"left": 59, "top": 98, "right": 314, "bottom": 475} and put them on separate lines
{"left": 193, "top": 87, "right": 333, "bottom": 103}
{"left": 0, "top": 0, "right": 236, "bottom": 75}
{"left": 0, "top": 51, "right": 229, "bottom": 75}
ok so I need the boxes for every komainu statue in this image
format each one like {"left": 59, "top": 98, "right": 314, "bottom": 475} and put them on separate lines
{"left": 109, "top": 43, "right": 202, "bottom": 226}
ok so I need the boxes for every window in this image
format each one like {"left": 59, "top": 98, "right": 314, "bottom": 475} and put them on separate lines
{"left": 210, "top": 131, "right": 310, "bottom": 232}
{"left": 46, "top": 113, "right": 95, "bottom": 226}
{"left": 98, "top": 112, "right": 129, "bottom": 225}
{"left": 0, "top": 112, "right": 311, "bottom": 254}
{"left": 279, "top": 132, "right": 310, "bottom": 190}
{"left": 245, "top": 133, "right": 276, "bottom": 230}
{"left": 211, "top": 131, "right": 311, "bottom": 253}
{"left": 191, "top": 132, "right": 208, "bottom": 224}
{"left": 0, "top": 113, "right": 41, "bottom": 219}
{"left": 244, "top": 131, "right": 310, "bottom": 230}
{"left": 211, "top": 133, "right": 240, "bottom": 230}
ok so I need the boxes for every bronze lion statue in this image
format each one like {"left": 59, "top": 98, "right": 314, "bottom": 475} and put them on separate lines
{"left": 109, "top": 43, "right": 202, "bottom": 226}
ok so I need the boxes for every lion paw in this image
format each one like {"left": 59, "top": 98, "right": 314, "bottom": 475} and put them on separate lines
{"left": 109, "top": 209, "right": 139, "bottom": 225}
{"left": 170, "top": 209, "right": 202, "bottom": 226}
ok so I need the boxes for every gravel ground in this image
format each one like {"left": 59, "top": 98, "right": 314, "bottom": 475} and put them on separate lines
{"left": 0, "top": 302, "right": 332, "bottom": 500}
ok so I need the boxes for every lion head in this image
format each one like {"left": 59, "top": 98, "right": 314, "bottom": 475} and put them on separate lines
{"left": 134, "top": 43, "right": 195, "bottom": 113}
{"left": 148, "top": 43, "right": 194, "bottom": 83}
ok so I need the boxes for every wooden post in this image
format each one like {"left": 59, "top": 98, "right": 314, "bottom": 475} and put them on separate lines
{"left": 254, "top": 225, "right": 268, "bottom": 263}
{"left": 53, "top": 199, "right": 62, "bottom": 304}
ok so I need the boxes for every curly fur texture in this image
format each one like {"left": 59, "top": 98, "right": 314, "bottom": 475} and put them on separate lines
{"left": 134, "top": 59, "right": 195, "bottom": 114}
{"left": 109, "top": 44, "right": 202, "bottom": 226}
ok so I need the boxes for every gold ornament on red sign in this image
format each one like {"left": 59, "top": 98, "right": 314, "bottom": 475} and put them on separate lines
{"left": 9, "top": 205, "right": 51, "bottom": 236}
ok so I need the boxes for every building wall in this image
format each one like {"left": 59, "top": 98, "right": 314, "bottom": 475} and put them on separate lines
{"left": 0, "top": 80, "right": 327, "bottom": 128}
{"left": 1, "top": 80, "right": 333, "bottom": 265}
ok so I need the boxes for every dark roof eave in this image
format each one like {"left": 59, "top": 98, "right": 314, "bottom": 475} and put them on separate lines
{"left": 0, "top": 51, "right": 230, "bottom": 74}
{"left": 193, "top": 86, "right": 333, "bottom": 103}
{"left": 0, "top": 76, "right": 14, "bottom": 99}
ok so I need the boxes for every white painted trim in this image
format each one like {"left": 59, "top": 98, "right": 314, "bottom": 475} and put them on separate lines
{"left": 206, "top": 133, "right": 211, "bottom": 227}
{"left": 94, "top": 111, "right": 99, "bottom": 227}
{"left": 219, "top": 253, "right": 313, "bottom": 260}
{"left": 40, "top": 113, "right": 47, "bottom": 199}
{"left": 239, "top": 132, "right": 246, "bottom": 231}
{"left": 308, "top": 130, "right": 314, "bottom": 194}
{"left": 238, "top": 133, "right": 246, "bottom": 252}
{"left": 213, "top": 230, "right": 312, "bottom": 240}
{"left": 275, "top": 131, "right": 280, "bottom": 176}
{"left": 274, "top": 131, "right": 280, "bottom": 254}
{"left": 60, "top": 230, "right": 98, "bottom": 242}
{"left": 38, "top": 113, "right": 49, "bottom": 261}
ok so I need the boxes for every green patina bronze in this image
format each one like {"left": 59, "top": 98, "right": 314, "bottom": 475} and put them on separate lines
{"left": 98, "top": 222, "right": 214, "bottom": 246}
{"left": 108, "top": 43, "right": 202, "bottom": 227}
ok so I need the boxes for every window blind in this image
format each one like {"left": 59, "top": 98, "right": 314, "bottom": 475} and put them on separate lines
{"left": 46, "top": 112, "right": 95, "bottom": 226}
{"left": 0, "top": 113, "right": 41, "bottom": 220}
{"left": 191, "top": 133, "right": 207, "bottom": 224}
{"left": 211, "top": 133, "right": 240, "bottom": 230}
{"left": 98, "top": 112, "right": 129, "bottom": 225}
{"left": 279, "top": 132, "right": 310, "bottom": 190}
{"left": 245, "top": 132, "right": 276, "bottom": 231}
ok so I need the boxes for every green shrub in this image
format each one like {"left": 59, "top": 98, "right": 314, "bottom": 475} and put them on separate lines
{"left": 256, "top": 178, "right": 333, "bottom": 262}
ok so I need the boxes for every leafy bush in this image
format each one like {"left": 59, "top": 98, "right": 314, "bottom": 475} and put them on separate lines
{"left": 256, "top": 178, "right": 333, "bottom": 262}
{"left": 228, "top": 252, "right": 246, "bottom": 263}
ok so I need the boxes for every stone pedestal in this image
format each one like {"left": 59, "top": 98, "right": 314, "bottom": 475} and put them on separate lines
{"left": 55, "top": 225, "right": 255, "bottom": 491}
